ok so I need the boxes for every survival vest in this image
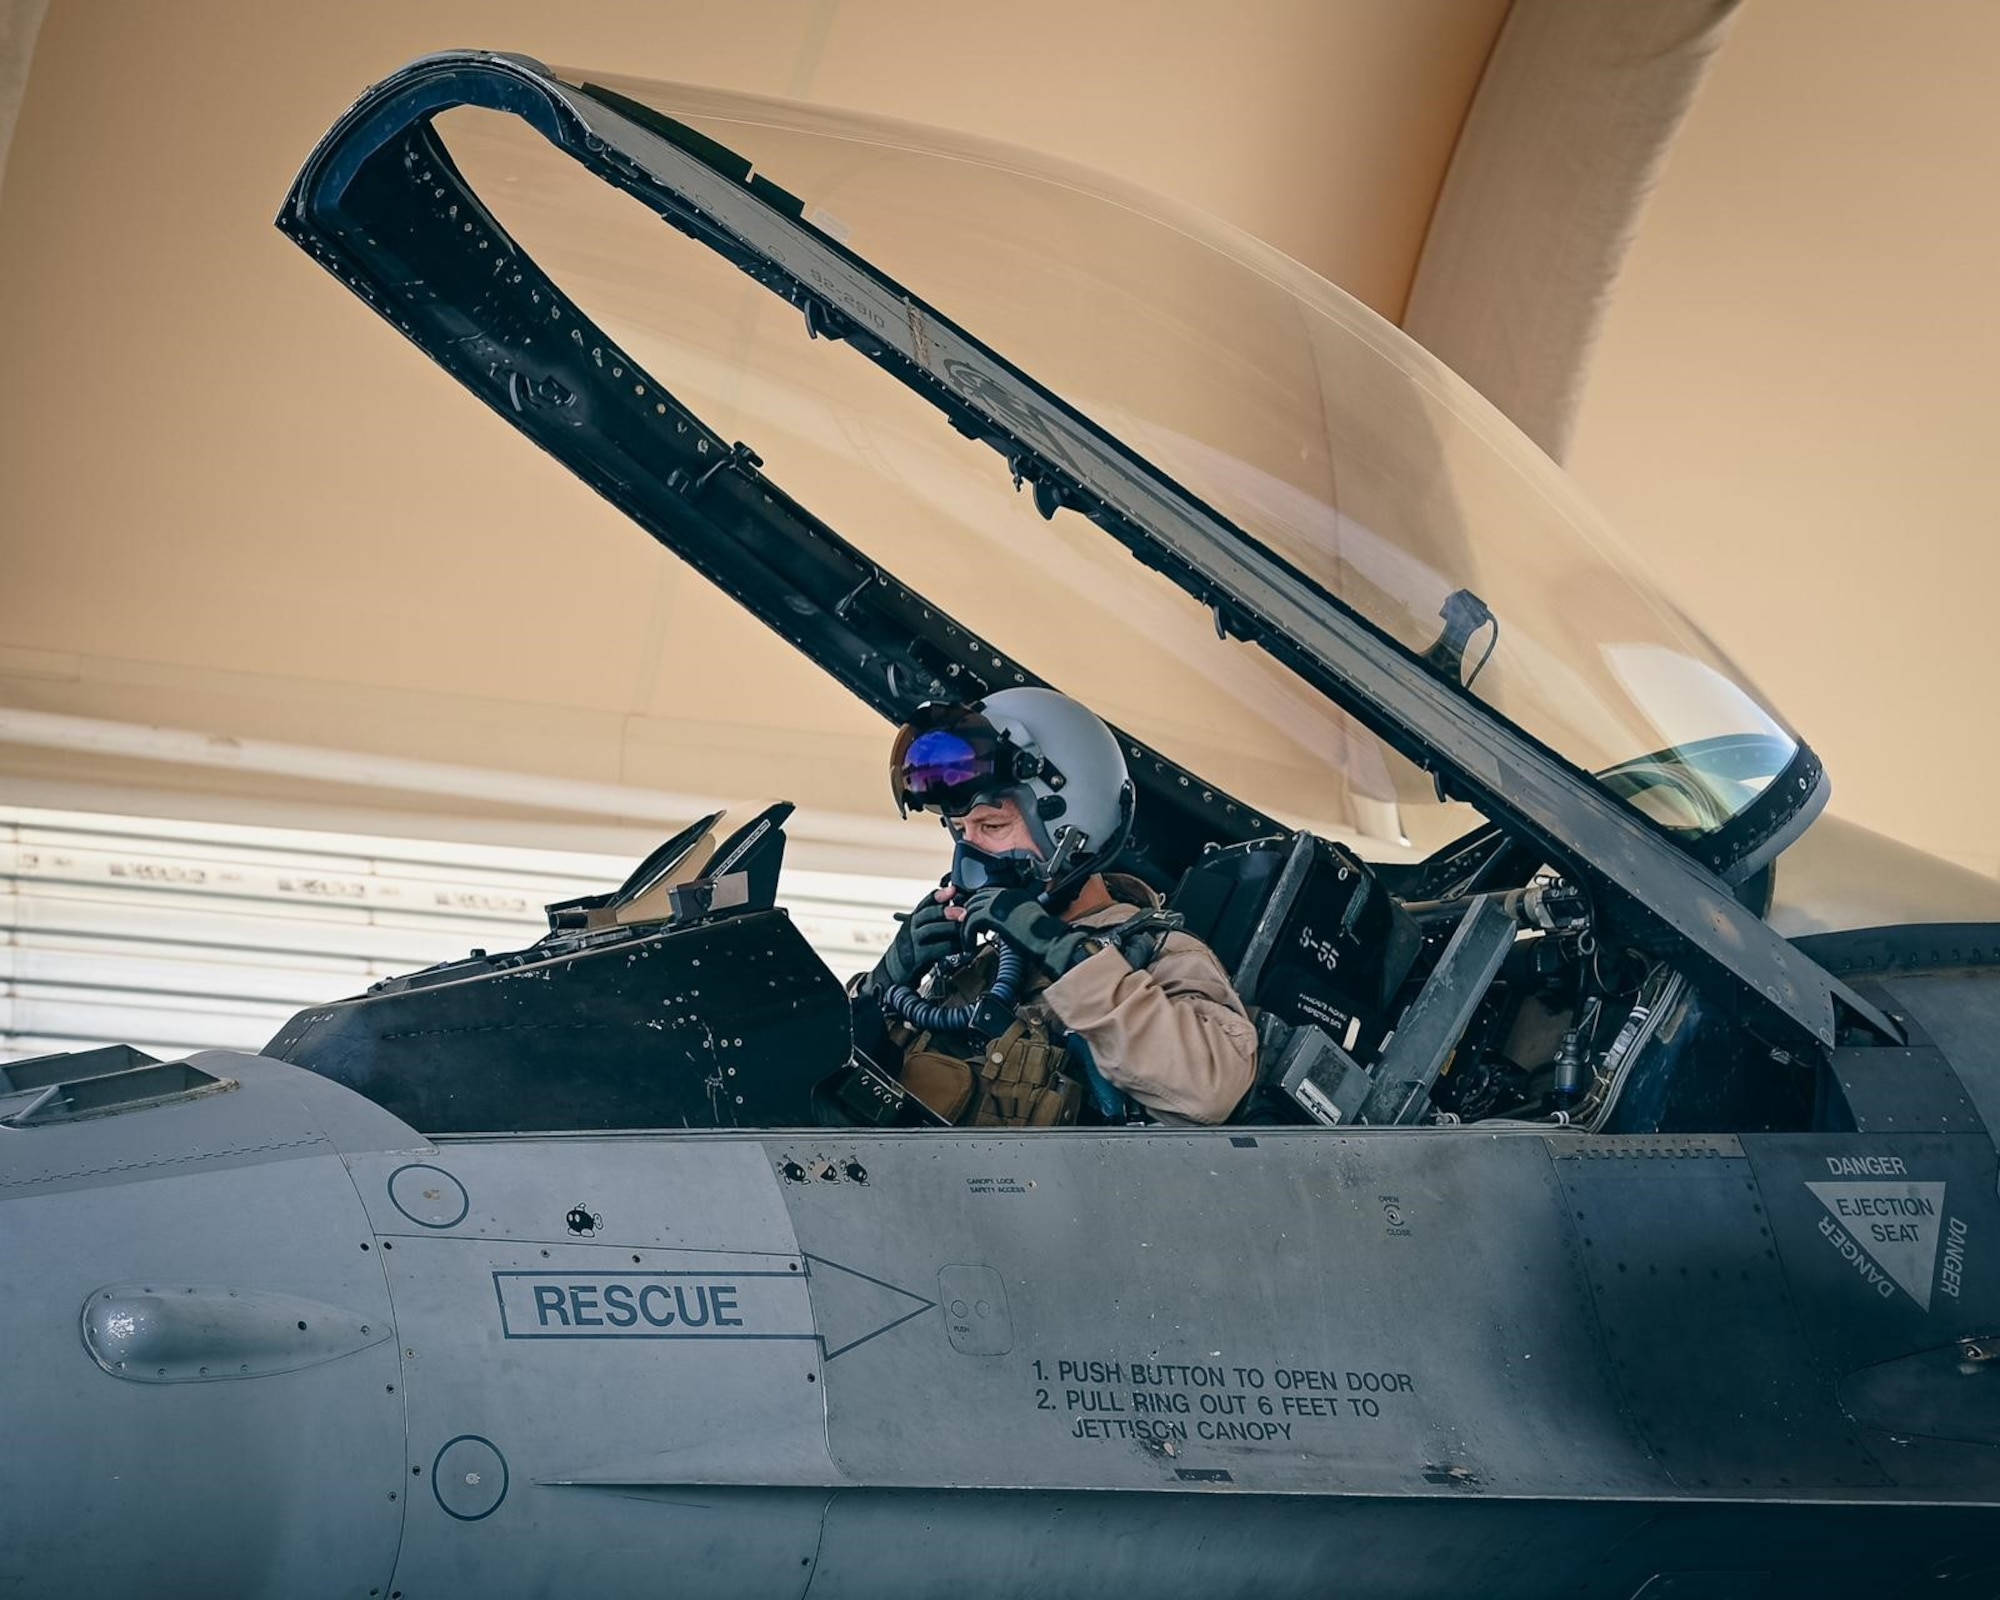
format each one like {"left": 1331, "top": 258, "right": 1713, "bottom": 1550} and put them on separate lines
{"left": 890, "top": 882, "right": 1183, "bottom": 1128}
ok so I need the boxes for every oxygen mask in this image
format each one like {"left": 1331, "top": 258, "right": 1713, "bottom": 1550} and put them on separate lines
{"left": 948, "top": 837, "right": 1045, "bottom": 895}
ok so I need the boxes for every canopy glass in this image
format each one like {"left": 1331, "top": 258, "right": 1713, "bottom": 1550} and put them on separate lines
{"left": 431, "top": 77, "right": 1798, "bottom": 857}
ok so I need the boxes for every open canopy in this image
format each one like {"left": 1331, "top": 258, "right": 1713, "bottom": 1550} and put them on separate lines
{"left": 546, "top": 75, "right": 1808, "bottom": 861}
{"left": 278, "top": 51, "right": 1857, "bottom": 1050}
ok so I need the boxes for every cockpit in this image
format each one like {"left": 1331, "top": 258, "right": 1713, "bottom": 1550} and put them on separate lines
{"left": 265, "top": 789, "right": 1813, "bottom": 1141}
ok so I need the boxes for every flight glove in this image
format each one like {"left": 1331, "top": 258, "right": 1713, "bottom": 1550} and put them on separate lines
{"left": 870, "top": 890, "right": 963, "bottom": 990}
{"left": 960, "top": 887, "right": 1099, "bottom": 977}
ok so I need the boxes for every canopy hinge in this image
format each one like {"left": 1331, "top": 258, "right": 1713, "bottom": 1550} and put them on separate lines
{"left": 669, "top": 440, "right": 765, "bottom": 499}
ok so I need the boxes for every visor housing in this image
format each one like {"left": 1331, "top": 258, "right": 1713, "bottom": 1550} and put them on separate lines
{"left": 890, "top": 703, "right": 1050, "bottom": 818}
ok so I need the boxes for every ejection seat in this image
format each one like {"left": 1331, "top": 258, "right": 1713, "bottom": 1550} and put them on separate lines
{"left": 1167, "top": 833, "right": 1424, "bottom": 1125}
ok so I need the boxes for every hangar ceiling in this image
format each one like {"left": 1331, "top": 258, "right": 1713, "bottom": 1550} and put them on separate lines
{"left": 0, "top": 0, "right": 1994, "bottom": 880}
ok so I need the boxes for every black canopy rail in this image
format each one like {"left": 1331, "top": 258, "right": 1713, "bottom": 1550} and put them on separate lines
{"left": 279, "top": 51, "right": 1892, "bottom": 1053}
{"left": 279, "top": 59, "right": 1275, "bottom": 876}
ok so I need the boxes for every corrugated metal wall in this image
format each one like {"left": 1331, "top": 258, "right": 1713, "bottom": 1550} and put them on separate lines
{"left": 0, "top": 806, "right": 922, "bottom": 1062}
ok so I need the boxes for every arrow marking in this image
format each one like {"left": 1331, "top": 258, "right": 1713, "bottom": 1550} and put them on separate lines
{"left": 803, "top": 1252, "right": 937, "bottom": 1359}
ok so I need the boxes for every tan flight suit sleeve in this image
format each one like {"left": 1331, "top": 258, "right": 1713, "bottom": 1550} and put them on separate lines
{"left": 1041, "top": 931, "right": 1257, "bottom": 1124}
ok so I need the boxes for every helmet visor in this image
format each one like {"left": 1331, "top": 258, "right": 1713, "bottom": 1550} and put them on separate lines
{"left": 890, "top": 703, "right": 1012, "bottom": 817}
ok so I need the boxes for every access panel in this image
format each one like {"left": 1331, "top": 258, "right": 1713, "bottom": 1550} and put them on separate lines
{"left": 766, "top": 1125, "right": 1647, "bottom": 1499}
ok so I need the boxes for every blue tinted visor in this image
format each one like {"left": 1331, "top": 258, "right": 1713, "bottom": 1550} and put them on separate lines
{"left": 890, "top": 703, "right": 1010, "bottom": 817}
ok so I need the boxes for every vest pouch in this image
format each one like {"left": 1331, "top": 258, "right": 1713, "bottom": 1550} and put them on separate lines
{"left": 967, "top": 1021, "right": 1083, "bottom": 1128}
{"left": 899, "top": 1048, "right": 977, "bottom": 1123}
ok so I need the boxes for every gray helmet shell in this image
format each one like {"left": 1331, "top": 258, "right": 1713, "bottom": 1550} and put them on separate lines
{"left": 973, "top": 688, "right": 1133, "bottom": 881}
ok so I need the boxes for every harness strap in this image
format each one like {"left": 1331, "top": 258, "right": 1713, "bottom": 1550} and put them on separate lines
{"left": 1095, "top": 908, "right": 1186, "bottom": 972}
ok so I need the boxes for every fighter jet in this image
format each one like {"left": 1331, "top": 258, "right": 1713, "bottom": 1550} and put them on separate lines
{"left": 5, "top": 50, "right": 1999, "bottom": 1598}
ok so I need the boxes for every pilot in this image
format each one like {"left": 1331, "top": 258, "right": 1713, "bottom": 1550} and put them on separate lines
{"left": 851, "top": 687, "right": 1256, "bottom": 1126}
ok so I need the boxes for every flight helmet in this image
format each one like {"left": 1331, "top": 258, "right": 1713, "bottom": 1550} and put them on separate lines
{"left": 890, "top": 687, "right": 1134, "bottom": 904}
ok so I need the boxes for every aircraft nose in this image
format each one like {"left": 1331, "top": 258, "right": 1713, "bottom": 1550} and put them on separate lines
{"left": 0, "top": 1066, "right": 409, "bottom": 1597}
